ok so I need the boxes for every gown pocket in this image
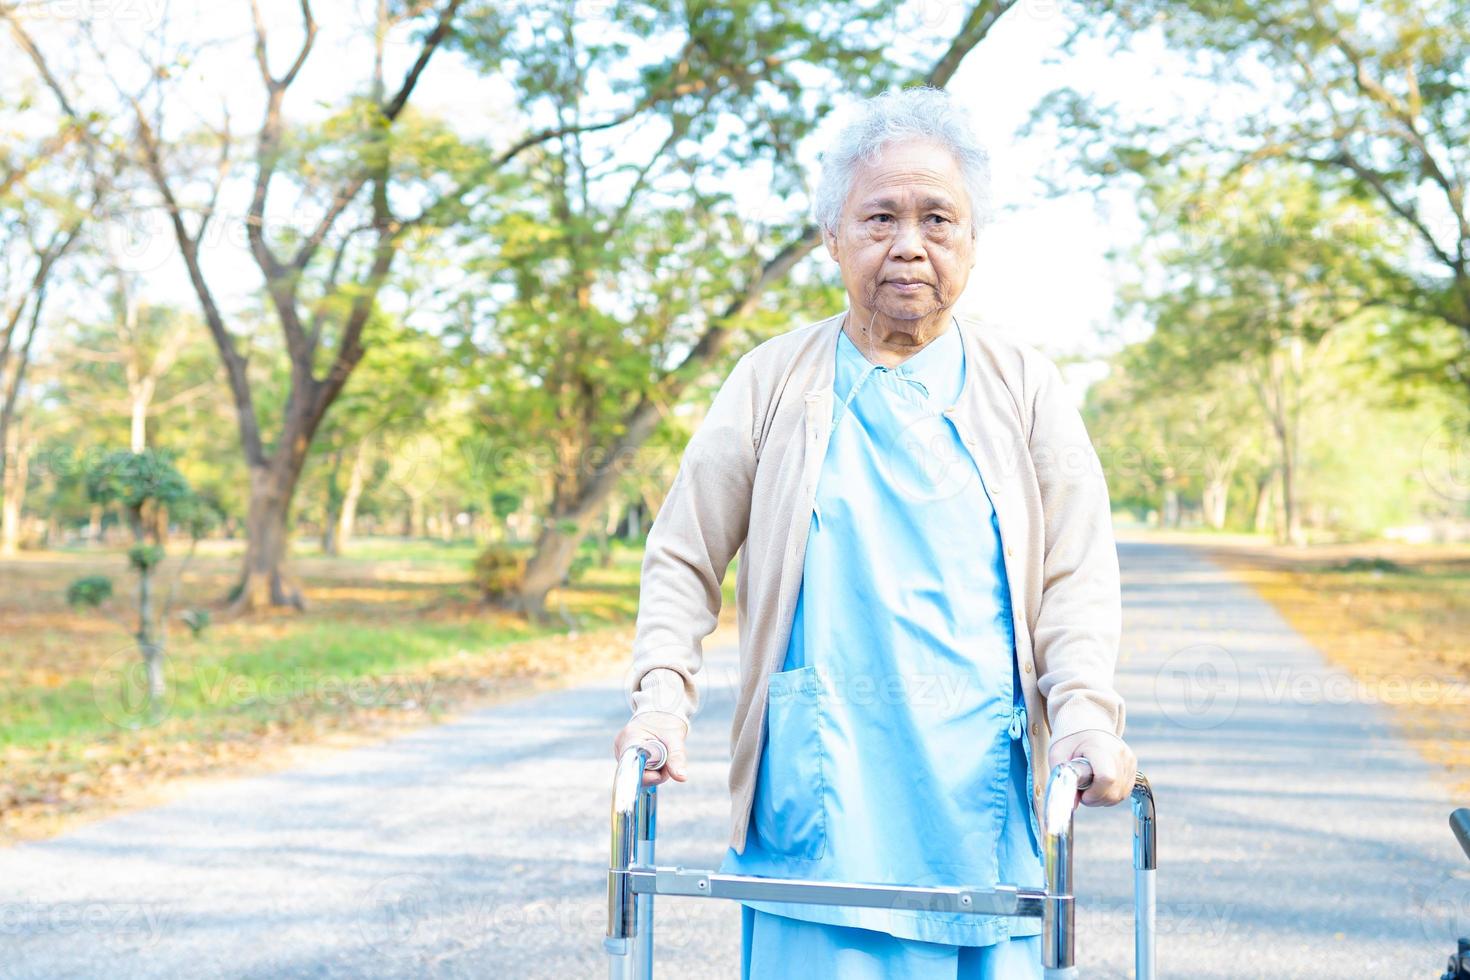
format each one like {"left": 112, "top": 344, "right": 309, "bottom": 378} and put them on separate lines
{"left": 753, "top": 664, "right": 829, "bottom": 861}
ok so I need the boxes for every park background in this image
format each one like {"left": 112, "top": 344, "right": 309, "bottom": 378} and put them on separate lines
{"left": 0, "top": 2, "right": 1468, "bottom": 973}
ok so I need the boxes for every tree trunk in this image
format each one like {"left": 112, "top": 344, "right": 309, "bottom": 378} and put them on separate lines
{"left": 321, "top": 448, "right": 344, "bottom": 556}
{"left": 1162, "top": 486, "right": 1180, "bottom": 528}
{"left": 234, "top": 463, "right": 305, "bottom": 611}
{"left": 1282, "top": 337, "right": 1307, "bottom": 546}
{"left": 336, "top": 443, "right": 367, "bottom": 552}
{"left": 321, "top": 515, "right": 338, "bottom": 556}
{"left": 1279, "top": 457, "right": 1304, "bottom": 546}
{"left": 130, "top": 380, "right": 152, "bottom": 452}
{"left": 513, "top": 495, "right": 608, "bottom": 622}
{"left": 1202, "top": 478, "right": 1229, "bottom": 530}
{"left": 409, "top": 494, "right": 426, "bottom": 538}
{"left": 136, "top": 563, "right": 166, "bottom": 703}
{"left": 1269, "top": 469, "right": 1286, "bottom": 543}
{"left": 1273, "top": 422, "right": 1305, "bottom": 546}
{"left": 596, "top": 508, "right": 613, "bottom": 567}
{"left": 1251, "top": 472, "right": 1271, "bottom": 536}
{"left": 1, "top": 426, "right": 28, "bottom": 556}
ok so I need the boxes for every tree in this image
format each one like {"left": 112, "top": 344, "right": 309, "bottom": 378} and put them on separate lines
{"left": 452, "top": 0, "right": 1026, "bottom": 618}
{"left": 1110, "top": 167, "right": 1403, "bottom": 543}
{"left": 55, "top": 284, "right": 216, "bottom": 454}
{"left": 4, "top": 1, "right": 477, "bottom": 608}
{"left": 69, "top": 450, "right": 210, "bottom": 711}
{"left": 0, "top": 108, "right": 93, "bottom": 554}
{"left": 306, "top": 311, "right": 448, "bottom": 554}
{"left": 1086, "top": 356, "right": 1264, "bottom": 530}
{"left": 1038, "top": 0, "right": 1470, "bottom": 397}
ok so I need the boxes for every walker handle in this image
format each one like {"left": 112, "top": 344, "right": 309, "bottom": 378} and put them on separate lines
{"left": 1064, "top": 757, "right": 1094, "bottom": 791}
{"left": 633, "top": 737, "right": 667, "bottom": 771}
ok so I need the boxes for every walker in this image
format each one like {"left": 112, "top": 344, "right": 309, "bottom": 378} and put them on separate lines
{"left": 604, "top": 738, "right": 1157, "bottom": 979}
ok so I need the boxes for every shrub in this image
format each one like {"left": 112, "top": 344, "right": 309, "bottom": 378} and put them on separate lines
{"left": 180, "top": 608, "right": 211, "bottom": 637}
{"left": 473, "top": 544, "right": 525, "bottom": 601}
{"left": 66, "top": 575, "right": 115, "bottom": 609}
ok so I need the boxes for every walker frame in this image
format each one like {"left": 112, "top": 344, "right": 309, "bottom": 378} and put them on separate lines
{"left": 604, "top": 740, "right": 1157, "bottom": 979}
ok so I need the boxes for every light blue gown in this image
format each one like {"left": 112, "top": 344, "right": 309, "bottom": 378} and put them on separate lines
{"left": 717, "top": 317, "right": 1045, "bottom": 978}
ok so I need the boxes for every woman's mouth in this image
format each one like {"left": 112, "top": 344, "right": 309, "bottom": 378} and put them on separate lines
{"left": 886, "top": 281, "right": 928, "bottom": 293}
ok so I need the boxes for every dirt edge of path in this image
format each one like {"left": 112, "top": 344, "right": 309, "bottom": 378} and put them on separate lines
{"left": 2, "top": 616, "right": 738, "bottom": 847}
{"left": 1181, "top": 534, "right": 1470, "bottom": 799}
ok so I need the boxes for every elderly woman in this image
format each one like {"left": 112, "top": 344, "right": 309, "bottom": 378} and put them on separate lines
{"left": 612, "top": 86, "right": 1136, "bottom": 979}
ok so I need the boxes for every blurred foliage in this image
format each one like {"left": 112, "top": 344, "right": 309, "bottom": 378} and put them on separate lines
{"left": 2, "top": 0, "right": 1466, "bottom": 582}
{"left": 473, "top": 542, "right": 526, "bottom": 601}
{"left": 85, "top": 450, "right": 192, "bottom": 517}
{"left": 179, "top": 607, "right": 211, "bottom": 638}
{"left": 1037, "top": 0, "right": 1470, "bottom": 397}
{"left": 64, "top": 575, "right": 113, "bottom": 609}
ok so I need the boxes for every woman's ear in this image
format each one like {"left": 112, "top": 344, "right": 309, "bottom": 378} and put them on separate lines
{"left": 823, "top": 226, "right": 840, "bottom": 261}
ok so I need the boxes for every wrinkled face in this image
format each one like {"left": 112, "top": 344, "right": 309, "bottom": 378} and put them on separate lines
{"left": 823, "top": 138, "right": 976, "bottom": 340}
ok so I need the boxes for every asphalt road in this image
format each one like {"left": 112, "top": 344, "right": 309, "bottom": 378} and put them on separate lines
{"left": 1, "top": 539, "right": 1466, "bottom": 978}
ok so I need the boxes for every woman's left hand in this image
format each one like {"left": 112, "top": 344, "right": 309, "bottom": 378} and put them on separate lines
{"left": 1047, "top": 730, "right": 1138, "bottom": 806}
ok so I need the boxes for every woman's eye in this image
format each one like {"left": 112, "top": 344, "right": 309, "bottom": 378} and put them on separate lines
{"left": 871, "top": 214, "right": 892, "bottom": 222}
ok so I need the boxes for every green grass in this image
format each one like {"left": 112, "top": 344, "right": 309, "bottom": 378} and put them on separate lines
{"left": 0, "top": 536, "right": 708, "bottom": 842}
{"left": 2, "top": 619, "right": 553, "bottom": 747}
{"left": 0, "top": 538, "right": 646, "bottom": 750}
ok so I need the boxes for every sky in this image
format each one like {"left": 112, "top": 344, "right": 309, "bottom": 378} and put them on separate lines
{"left": 6, "top": 0, "right": 1213, "bottom": 405}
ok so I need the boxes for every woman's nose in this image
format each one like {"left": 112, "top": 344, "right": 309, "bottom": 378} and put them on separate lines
{"left": 889, "top": 220, "right": 927, "bottom": 258}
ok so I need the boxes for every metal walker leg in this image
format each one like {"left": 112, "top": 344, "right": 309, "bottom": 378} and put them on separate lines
{"left": 1041, "top": 762, "right": 1157, "bottom": 979}
{"left": 1042, "top": 760, "right": 1085, "bottom": 980}
{"left": 1132, "top": 774, "right": 1158, "bottom": 979}
{"left": 605, "top": 744, "right": 658, "bottom": 980}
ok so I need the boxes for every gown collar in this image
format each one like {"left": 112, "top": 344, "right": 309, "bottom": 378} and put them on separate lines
{"left": 835, "top": 313, "right": 964, "bottom": 408}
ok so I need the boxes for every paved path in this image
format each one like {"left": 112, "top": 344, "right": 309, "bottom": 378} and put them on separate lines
{"left": 1, "top": 539, "right": 1466, "bottom": 978}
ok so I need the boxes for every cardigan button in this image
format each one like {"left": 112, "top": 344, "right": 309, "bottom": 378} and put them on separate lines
{"left": 1023, "top": 662, "right": 1033, "bottom": 674}
{"left": 1030, "top": 722, "right": 1040, "bottom": 737}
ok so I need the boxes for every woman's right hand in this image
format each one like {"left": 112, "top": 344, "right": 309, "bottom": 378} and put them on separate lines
{"left": 612, "top": 711, "right": 690, "bottom": 787}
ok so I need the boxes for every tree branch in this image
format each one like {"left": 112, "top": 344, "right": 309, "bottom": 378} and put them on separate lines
{"left": 246, "top": 0, "right": 319, "bottom": 370}
{"left": 383, "top": 0, "right": 464, "bottom": 122}
{"left": 125, "top": 96, "right": 266, "bottom": 465}
{"left": 574, "top": 0, "right": 1017, "bottom": 514}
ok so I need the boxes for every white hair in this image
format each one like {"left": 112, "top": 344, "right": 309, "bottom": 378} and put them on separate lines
{"left": 812, "top": 86, "right": 993, "bottom": 239}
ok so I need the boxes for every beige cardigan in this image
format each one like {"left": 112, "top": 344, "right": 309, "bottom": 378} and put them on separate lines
{"left": 625, "top": 308, "right": 1126, "bottom": 854}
